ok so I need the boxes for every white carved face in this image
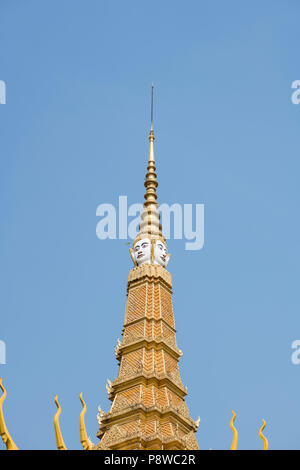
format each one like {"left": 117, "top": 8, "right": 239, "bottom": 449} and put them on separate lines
{"left": 154, "top": 240, "right": 168, "bottom": 267}
{"left": 134, "top": 238, "right": 151, "bottom": 266}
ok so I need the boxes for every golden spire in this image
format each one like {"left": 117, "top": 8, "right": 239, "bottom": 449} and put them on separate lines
{"left": 54, "top": 395, "right": 67, "bottom": 450}
{"left": 0, "top": 378, "right": 18, "bottom": 450}
{"left": 134, "top": 84, "right": 165, "bottom": 246}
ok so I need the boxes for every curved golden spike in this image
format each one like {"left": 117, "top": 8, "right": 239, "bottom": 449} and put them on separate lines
{"left": 0, "top": 378, "right": 18, "bottom": 450}
{"left": 229, "top": 410, "right": 238, "bottom": 450}
{"left": 54, "top": 395, "right": 67, "bottom": 450}
{"left": 259, "top": 419, "right": 269, "bottom": 450}
{"left": 79, "top": 392, "right": 93, "bottom": 450}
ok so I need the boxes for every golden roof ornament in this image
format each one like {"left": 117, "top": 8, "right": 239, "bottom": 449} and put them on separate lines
{"left": 0, "top": 378, "right": 18, "bottom": 450}
{"left": 53, "top": 395, "right": 67, "bottom": 450}
{"left": 79, "top": 393, "right": 94, "bottom": 450}
{"left": 230, "top": 410, "right": 238, "bottom": 450}
{"left": 259, "top": 418, "right": 269, "bottom": 450}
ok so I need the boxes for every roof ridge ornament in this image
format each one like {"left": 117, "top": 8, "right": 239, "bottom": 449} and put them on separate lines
{"left": 79, "top": 392, "right": 94, "bottom": 450}
{"left": 230, "top": 410, "right": 238, "bottom": 450}
{"left": 0, "top": 378, "right": 18, "bottom": 450}
{"left": 259, "top": 418, "right": 269, "bottom": 450}
{"left": 54, "top": 395, "right": 67, "bottom": 450}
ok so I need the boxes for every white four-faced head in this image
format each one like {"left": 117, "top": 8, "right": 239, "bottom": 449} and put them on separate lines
{"left": 133, "top": 238, "right": 151, "bottom": 266}
{"left": 154, "top": 240, "right": 168, "bottom": 267}
{"left": 133, "top": 238, "right": 169, "bottom": 267}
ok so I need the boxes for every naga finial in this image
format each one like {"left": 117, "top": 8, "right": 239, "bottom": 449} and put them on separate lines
{"left": 114, "top": 339, "right": 122, "bottom": 358}
{"left": 54, "top": 395, "right": 67, "bottom": 450}
{"left": 79, "top": 392, "right": 93, "bottom": 450}
{"left": 230, "top": 410, "right": 238, "bottom": 450}
{"left": 97, "top": 405, "right": 104, "bottom": 426}
{"left": 195, "top": 416, "right": 200, "bottom": 429}
{"left": 259, "top": 418, "right": 269, "bottom": 450}
{"left": 0, "top": 378, "right": 18, "bottom": 450}
{"left": 106, "top": 379, "right": 112, "bottom": 396}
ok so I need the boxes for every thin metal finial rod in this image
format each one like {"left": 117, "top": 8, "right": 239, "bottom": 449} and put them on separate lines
{"left": 151, "top": 83, "right": 154, "bottom": 126}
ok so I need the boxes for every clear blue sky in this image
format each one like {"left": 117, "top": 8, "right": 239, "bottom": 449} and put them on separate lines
{"left": 1, "top": 0, "right": 299, "bottom": 450}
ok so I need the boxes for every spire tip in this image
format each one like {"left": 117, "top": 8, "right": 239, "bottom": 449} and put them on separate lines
{"left": 151, "top": 84, "right": 154, "bottom": 129}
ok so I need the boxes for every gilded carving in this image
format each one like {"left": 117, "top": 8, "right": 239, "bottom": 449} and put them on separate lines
{"left": 184, "top": 431, "right": 200, "bottom": 450}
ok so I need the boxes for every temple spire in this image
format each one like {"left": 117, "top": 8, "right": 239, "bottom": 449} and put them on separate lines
{"left": 133, "top": 85, "right": 165, "bottom": 245}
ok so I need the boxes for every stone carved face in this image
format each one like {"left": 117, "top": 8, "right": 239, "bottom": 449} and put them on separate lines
{"left": 133, "top": 238, "right": 151, "bottom": 265}
{"left": 133, "top": 238, "right": 169, "bottom": 267}
{"left": 154, "top": 240, "right": 168, "bottom": 267}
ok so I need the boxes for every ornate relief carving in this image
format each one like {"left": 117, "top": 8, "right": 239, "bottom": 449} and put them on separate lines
{"left": 118, "top": 359, "right": 139, "bottom": 380}
{"left": 96, "top": 425, "right": 125, "bottom": 450}
{"left": 127, "top": 265, "right": 172, "bottom": 290}
{"left": 123, "top": 333, "right": 143, "bottom": 345}
{"left": 111, "top": 395, "right": 131, "bottom": 414}
{"left": 184, "top": 431, "right": 199, "bottom": 450}
{"left": 177, "top": 402, "right": 190, "bottom": 420}
{"left": 167, "top": 369, "right": 182, "bottom": 387}
{"left": 120, "top": 335, "right": 180, "bottom": 360}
